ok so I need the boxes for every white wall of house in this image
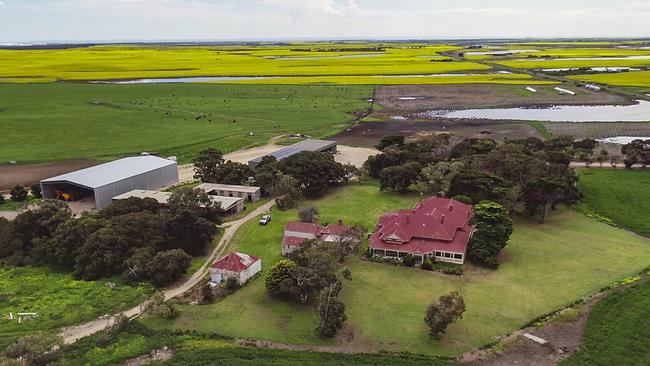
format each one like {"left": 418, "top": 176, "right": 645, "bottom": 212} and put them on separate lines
{"left": 284, "top": 231, "right": 317, "bottom": 240}
{"left": 210, "top": 259, "right": 262, "bottom": 285}
{"left": 371, "top": 248, "right": 465, "bottom": 264}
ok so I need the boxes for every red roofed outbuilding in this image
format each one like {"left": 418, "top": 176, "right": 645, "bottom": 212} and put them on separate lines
{"left": 282, "top": 219, "right": 354, "bottom": 256}
{"left": 369, "top": 197, "right": 474, "bottom": 264}
{"left": 210, "top": 252, "right": 261, "bottom": 285}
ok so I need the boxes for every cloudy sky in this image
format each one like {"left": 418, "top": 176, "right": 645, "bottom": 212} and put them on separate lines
{"left": 1, "top": 0, "right": 649, "bottom": 43}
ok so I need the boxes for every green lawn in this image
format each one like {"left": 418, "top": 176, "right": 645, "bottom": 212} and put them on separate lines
{"left": 142, "top": 183, "right": 650, "bottom": 356}
{"left": 0, "top": 196, "right": 40, "bottom": 211}
{"left": 0, "top": 83, "right": 371, "bottom": 163}
{"left": 560, "top": 279, "right": 650, "bottom": 366}
{"left": 577, "top": 169, "right": 650, "bottom": 237}
{"left": 0, "top": 266, "right": 151, "bottom": 349}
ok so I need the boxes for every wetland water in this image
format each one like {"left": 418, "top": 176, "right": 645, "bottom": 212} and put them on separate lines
{"left": 91, "top": 73, "right": 485, "bottom": 84}
{"left": 420, "top": 100, "right": 650, "bottom": 122}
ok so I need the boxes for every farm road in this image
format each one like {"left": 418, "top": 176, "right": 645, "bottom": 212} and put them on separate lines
{"left": 58, "top": 199, "right": 276, "bottom": 344}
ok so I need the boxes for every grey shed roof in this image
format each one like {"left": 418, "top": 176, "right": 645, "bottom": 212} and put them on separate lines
{"left": 41, "top": 156, "right": 177, "bottom": 189}
{"left": 250, "top": 139, "right": 336, "bottom": 164}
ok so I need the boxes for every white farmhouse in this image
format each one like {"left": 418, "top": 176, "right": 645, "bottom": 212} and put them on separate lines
{"left": 210, "top": 252, "right": 261, "bottom": 286}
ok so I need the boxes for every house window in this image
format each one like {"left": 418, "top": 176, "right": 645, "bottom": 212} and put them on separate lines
{"left": 398, "top": 252, "right": 407, "bottom": 258}
{"left": 454, "top": 254, "right": 463, "bottom": 259}
{"left": 435, "top": 251, "right": 442, "bottom": 257}
{"left": 374, "top": 249, "right": 385, "bottom": 256}
{"left": 386, "top": 251, "right": 398, "bottom": 257}
{"left": 444, "top": 252, "right": 451, "bottom": 258}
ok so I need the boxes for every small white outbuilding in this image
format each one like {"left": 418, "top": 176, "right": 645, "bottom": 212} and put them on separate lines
{"left": 210, "top": 252, "right": 261, "bottom": 286}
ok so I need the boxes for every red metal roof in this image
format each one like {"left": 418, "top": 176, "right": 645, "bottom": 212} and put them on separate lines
{"left": 284, "top": 221, "right": 321, "bottom": 235}
{"left": 283, "top": 236, "right": 307, "bottom": 247}
{"left": 211, "top": 252, "right": 260, "bottom": 272}
{"left": 282, "top": 221, "right": 352, "bottom": 248}
{"left": 370, "top": 197, "right": 474, "bottom": 255}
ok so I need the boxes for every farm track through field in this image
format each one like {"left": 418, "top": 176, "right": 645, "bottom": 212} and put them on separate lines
{"left": 57, "top": 199, "right": 276, "bottom": 344}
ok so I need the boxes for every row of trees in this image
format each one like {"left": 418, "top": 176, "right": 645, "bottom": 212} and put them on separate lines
{"left": 0, "top": 188, "right": 220, "bottom": 287}
{"left": 365, "top": 134, "right": 587, "bottom": 222}
{"left": 193, "top": 148, "right": 357, "bottom": 210}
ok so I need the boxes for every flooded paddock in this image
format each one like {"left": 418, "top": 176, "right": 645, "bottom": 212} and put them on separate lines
{"left": 420, "top": 100, "right": 650, "bottom": 122}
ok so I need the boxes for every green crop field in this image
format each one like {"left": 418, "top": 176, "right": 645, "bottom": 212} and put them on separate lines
{"left": 577, "top": 169, "right": 650, "bottom": 237}
{"left": 142, "top": 182, "right": 650, "bottom": 356}
{"left": 560, "top": 279, "right": 650, "bottom": 366}
{"left": 0, "top": 266, "right": 150, "bottom": 349}
{"left": 569, "top": 70, "right": 650, "bottom": 87}
{"left": 494, "top": 58, "right": 650, "bottom": 69}
{"left": 0, "top": 83, "right": 372, "bottom": 163}
{"left": 0, "top": 44, "right": 493, "bottom": 82}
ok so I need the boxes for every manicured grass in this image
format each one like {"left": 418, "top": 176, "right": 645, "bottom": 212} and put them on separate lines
{"left": 0, "top": 83, "right": 371, "bottom": 163}
{"left": 569, "top": 70, "right": 650, "bottom": 87}
{"left": 577, "top": 169, "right": 650, "bottom": 236}
{"left": 142, "top": 183, "right": 650, "bottom": 356}
{"left": 0, "top": 197, "right": 40, "bottom": 211}
{"left": 560, "top": 279, "right": 650, "bottom": 366}
{"left": 0, "top": 266, "right": 151, "bottom": 349}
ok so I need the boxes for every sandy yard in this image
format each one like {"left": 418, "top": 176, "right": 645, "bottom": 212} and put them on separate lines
{"left": 178, "top": 144, "right": 378, "bottom": 183}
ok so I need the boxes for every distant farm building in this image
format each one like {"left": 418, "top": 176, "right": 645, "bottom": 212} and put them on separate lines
{"left": 282, "top": 220, "right": 352, "bottom": 256}
{"left": 112, "top": 189, "right": 244, "bottom": 215}
{"left": 210, "top": 252, "right": 261, "bottom": 285}
{"left": 248, "top": 139, "right": 337, "bottom": 169}
{"left": 197, "top": 183, "right": 262, "bottom": 202}
{"left": 369, "top": 197, "right": 474, "bottom": 265}
{"left": 41, "top": 156, "right": 178, "bottom": 210}
{"left": 554, "top": 87, "right": 576, "bottom": 96}
{"left": 584, "top": 84, "right": 602, "bottom": 92}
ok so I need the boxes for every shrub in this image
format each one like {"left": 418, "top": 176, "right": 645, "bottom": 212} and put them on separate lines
{"left": 402, "top": 253, "right": 415, "bottom": 267}
{"left": 298, "top": 206, "right": 320, "bottom": 223}
{"left": 421, "top": 258, "right": 434, "bottom": 271}
{"left": 430, "top": 261, "right": 464, "bottom": 276}
{"left": 265, "top": 259, "right": 297, "bottom": 296}
{"left": 29, "top": 184, "right": 42, "bottom": 199}
{"left": 0, "top": 194, "right": 5, "bottom": 205}
{"left": 225, "top": 277, "right": 239, "bottom": 292}
{"left": 10, "top": 185, "right": 28, "bottom": 202}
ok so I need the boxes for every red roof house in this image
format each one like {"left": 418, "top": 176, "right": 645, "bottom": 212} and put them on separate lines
{"left": 210, "top": 252, "right": 261, "bottom": 285}
{"left": 282, "top": 220, "right": 352, "bottom": 256}
{"left": 369, "top": 197, "right": 474, "bottom": 264}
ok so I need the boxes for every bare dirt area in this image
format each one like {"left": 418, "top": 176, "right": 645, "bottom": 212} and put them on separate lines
{"left": 0, "top": 159, "right": 99, "bottom": 190}
{"left": 375, "top": 84, "right": 628, "bottom": 110}
{"left": 460, "top": 294, "right": 605, "bottom": 366}
{"left": 333, "top": 121, "right": 541, "bottom": 148}
{"left": 178, "top": 144, "right": 378, "bottom": 183}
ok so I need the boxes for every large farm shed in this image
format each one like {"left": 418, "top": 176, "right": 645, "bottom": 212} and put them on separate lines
{"left": 248, "top": 139, "right": 337, "bottom": 169}
{"left": 41, "top": 156, "right": 179, "bottom": 210}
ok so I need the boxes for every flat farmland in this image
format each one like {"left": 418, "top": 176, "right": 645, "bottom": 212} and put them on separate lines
{"left": 142, "top": 183, "right": 650, "bottom": 356}
{"left": 0, "top": 44, "right": 493, "bottom": 82}
{"left": 373, "top": 84, "right": 627, "bottom": 110}
{"left": 0, "top": 83, "right": 372, "bottom": 163}
{"left": 569, "top": 70, "right": 650, "bottom": 87}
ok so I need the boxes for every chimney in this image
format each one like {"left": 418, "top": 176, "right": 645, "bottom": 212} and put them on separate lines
{"left": 448, "top": 204, "right": 454, "bottom": 212}
{"left": 337, "top": 219, "right": 343, "bottom": 225}
{"left": 405, "top": 214, "right": 410, "bottom": 224}
{"left": 441, "top": 214, "right": 445, "bottom": 224}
